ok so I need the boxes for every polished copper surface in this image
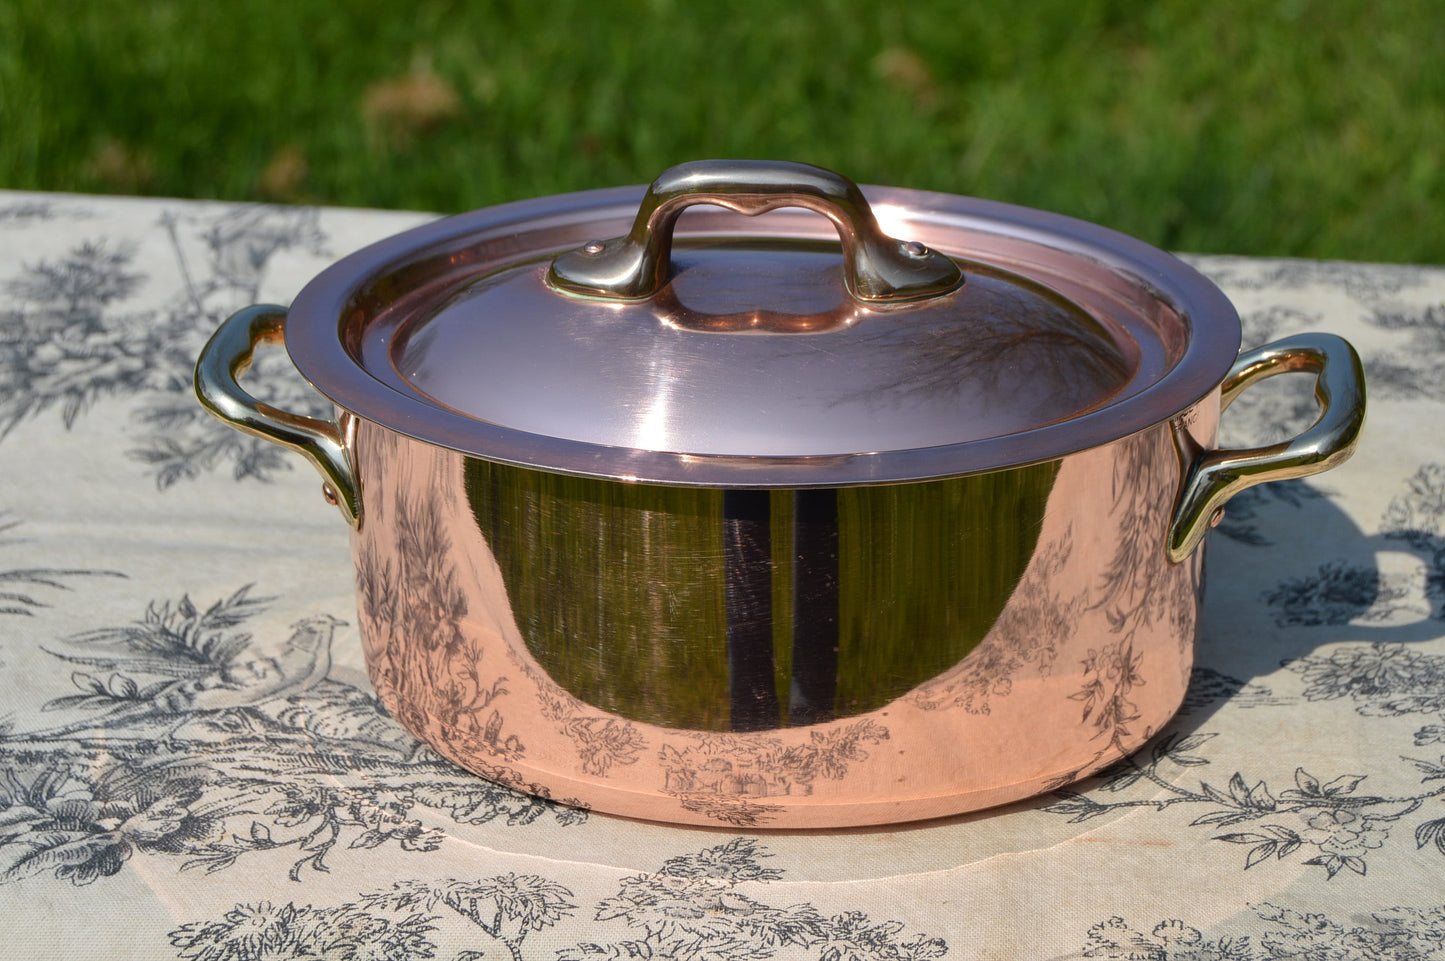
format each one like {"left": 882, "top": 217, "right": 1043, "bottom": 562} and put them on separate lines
{"left": 348, "top": 413, "right": 1210, "bottom": 827}
{"left": 282, "top": 163, "right": 1241, "bottom": 487}
{"left": 396, "top": 251, "right": 1132, "bottom": 457}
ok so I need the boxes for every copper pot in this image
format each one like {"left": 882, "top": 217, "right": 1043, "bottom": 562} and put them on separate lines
{"left": 195, "top": 161, "right": 1365, "bottom": 828}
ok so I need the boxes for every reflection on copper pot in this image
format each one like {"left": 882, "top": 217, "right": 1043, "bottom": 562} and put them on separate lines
{"left": 349, "top": 411, "right": 1209, "bottom": 828}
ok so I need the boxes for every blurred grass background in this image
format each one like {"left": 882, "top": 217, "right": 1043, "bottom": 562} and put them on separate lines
{"left": 1, "top": 0, "right": 1441, "bottom": 262}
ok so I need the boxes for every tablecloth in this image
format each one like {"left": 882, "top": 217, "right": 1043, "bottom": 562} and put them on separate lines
{"left": 1, "top": 189, "right": 1442, "bottom": 960}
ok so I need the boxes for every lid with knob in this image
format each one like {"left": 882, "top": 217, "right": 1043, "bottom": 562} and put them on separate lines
{"left": 286, "top": 159, "right": 1239, "bottom": 486}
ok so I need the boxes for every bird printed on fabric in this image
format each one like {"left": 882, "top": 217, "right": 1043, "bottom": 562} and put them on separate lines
{"left": 27, "top": 613, "right": 345, "bottom": 740}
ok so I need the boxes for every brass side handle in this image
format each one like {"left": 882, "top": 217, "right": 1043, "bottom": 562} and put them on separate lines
{"left": 194, "top": 304, "right": 361, "bottom": 527}
{"left": 548, "top": 159, "right": 963, "bottom": 304}
{"left": 1168, "top": 332, "right": 1366, "bottom": 562}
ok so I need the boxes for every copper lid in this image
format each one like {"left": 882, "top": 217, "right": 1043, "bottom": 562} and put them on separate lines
{"left": 287, "top": 160, "right": 1240, "bottom": 486}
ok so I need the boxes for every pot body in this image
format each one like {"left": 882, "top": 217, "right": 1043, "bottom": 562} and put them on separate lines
{"left": 347, "top": 401, "right": 1215, "bottom": 828}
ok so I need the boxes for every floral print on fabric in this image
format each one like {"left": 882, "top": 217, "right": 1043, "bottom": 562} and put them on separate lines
{"left": 170, "top": 839, "right": 948, "bottom": 961}
{"left": 0, "top": 585, "right": 583, "bottom": 888}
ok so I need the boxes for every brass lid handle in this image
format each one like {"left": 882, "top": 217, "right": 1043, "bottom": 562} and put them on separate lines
{"left": 548, "top": 159, "right": 963, "bottom": 304}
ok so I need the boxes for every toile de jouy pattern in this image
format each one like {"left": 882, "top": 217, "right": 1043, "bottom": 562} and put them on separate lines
{"left": 168, "top": 838, "right": 950, "bottom": 961}
{"left": 2, "top": 191, "right": 1444, "bottom": 958}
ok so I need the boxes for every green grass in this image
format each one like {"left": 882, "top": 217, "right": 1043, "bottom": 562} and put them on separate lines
{"left": 2, "top": 0, "right": 1442, "bottom": 262}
